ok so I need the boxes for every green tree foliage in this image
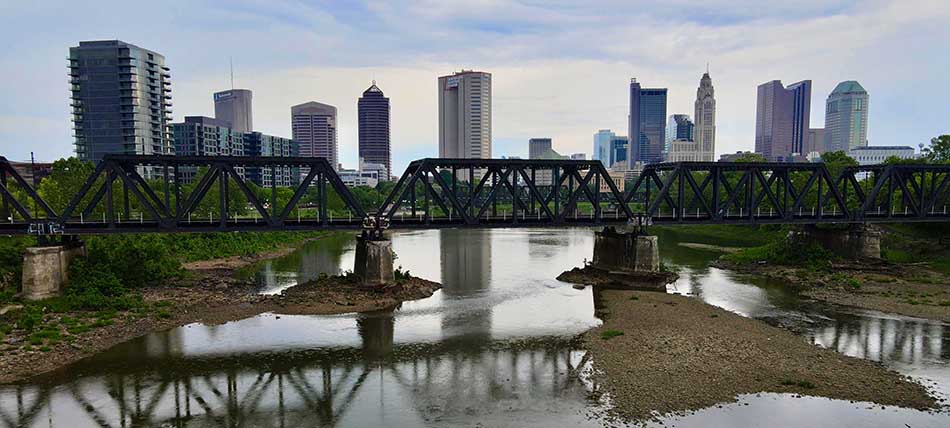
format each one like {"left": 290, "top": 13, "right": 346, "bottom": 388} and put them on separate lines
{"left": 733, "top": 153, "right": 767, "bottom": 163}
{"left": 36, "top": 157, "right": 96, "bottom": 213}
{"left": 922, "top": 135, "right": 950, "bottom": 163}
{"left": 819, "top": 151, "right": 858, "bottom": 178}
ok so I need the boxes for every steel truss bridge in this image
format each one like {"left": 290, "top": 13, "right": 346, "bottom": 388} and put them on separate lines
{"left": 1, "top": 155, "right": 949, "bottom": 235}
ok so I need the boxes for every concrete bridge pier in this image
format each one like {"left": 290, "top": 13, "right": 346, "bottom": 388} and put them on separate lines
{"left": 792, "top": 224, "right": 882, "bottom": 259}
{"left": 21, "top": 237, "right": 86, "bottom": 301}
{"left": 592, "top": 227, "right": 660, "bottom": 272}
{"left": 354, "top": 231, "right": 394, "bottom": 288}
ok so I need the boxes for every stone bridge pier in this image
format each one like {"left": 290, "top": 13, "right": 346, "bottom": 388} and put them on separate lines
{"left": 21, "top": 237, "right": 86, "bottom": 301}
{"left": 791, "top": 224, "right": 882, "bottom": 259}
{"left": 592, "top": 226, "right": 660, "bottom": 272}
{"left": 354, "top": 231, "right": 394, "bottom": 288}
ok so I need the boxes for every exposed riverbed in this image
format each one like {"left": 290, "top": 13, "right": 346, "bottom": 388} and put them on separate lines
{"left": 1, "top": 228, "right": 948, "bottom": 427}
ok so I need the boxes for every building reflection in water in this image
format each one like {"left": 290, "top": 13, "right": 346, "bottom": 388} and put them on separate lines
{"left": 439, "top": 228, "right": 493, "bottom": 342}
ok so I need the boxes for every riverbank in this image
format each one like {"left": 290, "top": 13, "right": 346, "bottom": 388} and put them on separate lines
{"left": 0, "top": 235, "right": 441, "bottom": 383}
{"left": 715, "top": 258, "right": 950, "bottom": 322}
{"left": 584, "top": 288, "right": 939, "bottom": 423}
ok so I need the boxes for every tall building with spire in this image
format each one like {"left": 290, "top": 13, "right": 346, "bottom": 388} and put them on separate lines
{"left": 824, "top": 80, "right": 869, "bottom": 153}
{"left": 358, "top": 81, "right": 391, "bottom": 179}
{"left": 694, "top": 70, "right": 716, "bottom": 161}
{"left": 213, "top": 89, "right": 253, "bottom": 133}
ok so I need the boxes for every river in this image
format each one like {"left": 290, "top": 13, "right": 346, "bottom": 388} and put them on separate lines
{"left": 1, "top": 228, "right": 948, "bottom": 427}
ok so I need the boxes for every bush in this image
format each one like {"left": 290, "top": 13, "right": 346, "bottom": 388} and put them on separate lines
{"left": 601, "top": 329, "right": 625, "bottom": 340}
{"left": 722, "top": 236, "right": 834, "bottom": 269}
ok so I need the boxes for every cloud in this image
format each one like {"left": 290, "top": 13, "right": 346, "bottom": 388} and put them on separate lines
{"left": 1, "top": 0, "right": 948, "bottom": 174}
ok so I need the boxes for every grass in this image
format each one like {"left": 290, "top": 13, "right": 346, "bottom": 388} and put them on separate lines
{"left": 780, "top": 378, "right": 816, "bottom": 389}
{"left": 601, "top": 329, "right": 625, "bottom": 340}
{"left": 653, "top": 225, "right": 784, "bottom": 248}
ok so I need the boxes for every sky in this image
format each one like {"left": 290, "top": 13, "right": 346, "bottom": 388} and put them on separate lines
{"left": 0, "top": 0, "right": 948, "bottom": 175}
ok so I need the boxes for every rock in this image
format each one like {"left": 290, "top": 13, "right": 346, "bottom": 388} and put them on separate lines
{"left": 0, "top": 304, "right": 23, "bottom": 316}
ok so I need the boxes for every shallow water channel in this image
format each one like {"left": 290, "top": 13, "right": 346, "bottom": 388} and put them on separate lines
{"left": 2, "top": 228, "right": 948, "bottom": 427}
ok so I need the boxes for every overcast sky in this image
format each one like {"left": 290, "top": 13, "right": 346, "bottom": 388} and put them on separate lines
{"left": 1, "top": 0, "right": 948, "bottom": 174}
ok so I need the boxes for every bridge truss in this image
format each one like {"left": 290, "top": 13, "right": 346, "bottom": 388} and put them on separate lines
{"left": 1, "top": 155, "right": 949, "bottom": 235}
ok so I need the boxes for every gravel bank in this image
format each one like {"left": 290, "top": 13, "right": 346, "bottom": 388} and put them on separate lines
{"left": 583, "top": 288, "right": 938, "bottom": 422}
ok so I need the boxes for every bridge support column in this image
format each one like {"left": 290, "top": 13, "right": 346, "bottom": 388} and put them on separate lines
{"left": 21, "top": 240, "right": 86, "bottom": 301}
{"left": 792, "top": 224, "right": 882, "bottom": 259}
{"left": 593, "top": 227, "right": 660, "bottom": 272}
{"left": 354, "top": 233, "right": 394, "bottom": 288}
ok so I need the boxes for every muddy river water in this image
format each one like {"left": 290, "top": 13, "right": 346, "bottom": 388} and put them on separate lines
{"left": 1, "top": 228, "right": 947, "bottom": 427}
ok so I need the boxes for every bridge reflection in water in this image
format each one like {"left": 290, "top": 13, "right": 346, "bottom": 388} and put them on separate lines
{"left": 0, "top": 313, "right": 591, "bottom": 428}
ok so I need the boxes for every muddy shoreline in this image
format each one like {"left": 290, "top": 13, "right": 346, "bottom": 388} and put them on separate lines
{"left": 583, "top": 288, "right": 940, "bottom": 422}
{"left": 0, "top": 238, "right": 441, "bottom": 384}
{"left": 714, "top": 259, "right": 950, "bottom": 322}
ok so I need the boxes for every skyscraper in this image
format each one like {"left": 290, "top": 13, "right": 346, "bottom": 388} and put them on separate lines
{"left": 628, "top": 79, "right": 667, "bottom": 166}
{"left": 291, "top": 101, "right": 338, "bottom": 169}
{"left": 213, "top": 89, "right": 253, "bottom": 133}
{"left": 439, "top": 70, "right": 491, "bottom": 159}
{"left": 69, "top": 40, "right": 173, "bottom": 163}
{"left": 610, "top": 136, "right": 629, "bottom": 167}
{"left": 694, "top": 71, "right": 716, "bottom": 161}
{"left": 593, "top": 129, "right": 615, "bottom": 164}
{"left": 824, "top": 80, "right": 869, "bottom": 153}
{"left": 666, "top": 115, "right": 694, "bottom": 144}
{"left": 358, "top": 81, "right": 391, "bottom": 179}
{"left": 755, "top": 80, "right": 811, "bottom": 161}
{"left": 528, "top": 138, "right": 552, "bottom": 159}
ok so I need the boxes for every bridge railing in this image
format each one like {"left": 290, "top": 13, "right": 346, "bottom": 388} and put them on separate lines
{"left": 2, "top": 155, "right": 950, "bottom": 235}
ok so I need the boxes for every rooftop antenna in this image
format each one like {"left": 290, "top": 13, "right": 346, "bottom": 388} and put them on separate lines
{"left": 706, "top": 62, "right": 709, "bottom": 74}
{"left": 229, "top": 56, "right": 234, "bottom": 89}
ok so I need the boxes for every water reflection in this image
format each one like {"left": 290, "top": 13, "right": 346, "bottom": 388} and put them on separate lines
{"left": 2, "top": 228, "right": 949, "bottom": 427}
{"left": 0, "top": 315, "right": 592, "bottom": 428}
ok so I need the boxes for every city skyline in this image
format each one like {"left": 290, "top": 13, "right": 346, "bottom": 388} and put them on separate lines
{"left": 2, "top": 1, "right": 948, "bottom": 175}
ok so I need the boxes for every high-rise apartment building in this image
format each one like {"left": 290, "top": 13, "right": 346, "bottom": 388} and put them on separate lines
{"left": 825, "top": 80, "right": 869, "bottom": 153}
{"left": 528, "top": 138, "right": 552, "bottom": 159}
{"left": 755, "top": 80, "right": 811, "bottom": 161}
{"left": 291, "top": 101, "right": 338, "bottom": 169}
{"left": 438, "top": 70, "right": 491, "bottom": 160}
{"left": 244, "top": 132, "right": 298, "bottom": 187}
{"left": 358, "top": 81, "right": 391, "bottom": 179}
{"left": 213, "top": 89, "right": 253, "bottom": 133}
{"left": 628, "top": 79, "right": 667, "bottom": 166}
{"left": 172, "top": 116, "right": 244, "bottom": 182}
{"left": 694, "top": 71, "right": 716, "bottom": 161}
{"left": 69, "top": 40, "right": 173, "bottom": 163}
{"left": 593, "top": 129, "right": 615, "bottom": 164}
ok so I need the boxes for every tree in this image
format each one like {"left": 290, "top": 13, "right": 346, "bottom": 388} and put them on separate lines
{"left": 733, "top": 153, "right": 767, "bottom": 163}
{"left": 819, "top": 151, "right": 857, "bottom": 178}
{"left": 923, "top": 135, "right": 950, "bottom": 163}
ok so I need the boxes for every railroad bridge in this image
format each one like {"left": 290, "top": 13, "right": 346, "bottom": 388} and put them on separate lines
{"left": 2, "top": 155, "right": 948, "bottom": 295}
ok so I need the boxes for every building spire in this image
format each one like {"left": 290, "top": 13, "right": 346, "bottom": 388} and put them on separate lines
{"left": 706, "top": 61, "right": 709, "bottom": 74}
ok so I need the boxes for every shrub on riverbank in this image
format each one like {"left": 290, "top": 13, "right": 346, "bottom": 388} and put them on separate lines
{"left": 721, "top": 235, "right": 834, "bottom": 270}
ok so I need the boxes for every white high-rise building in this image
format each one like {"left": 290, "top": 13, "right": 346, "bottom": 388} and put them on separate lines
{"left": 593, "top": 129, "right": 615, "bottom": 164}
{"left": 694, "top": 71, "right": 716, "bottom": 161}
{"left": 825, "top": 80, "right": 869, "bottom": 153}
{"left": 439, "top": 70, "right": 491, "bottom": 160}
{"left": 291, "top": 101, "right": 338, "bottom": 170}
